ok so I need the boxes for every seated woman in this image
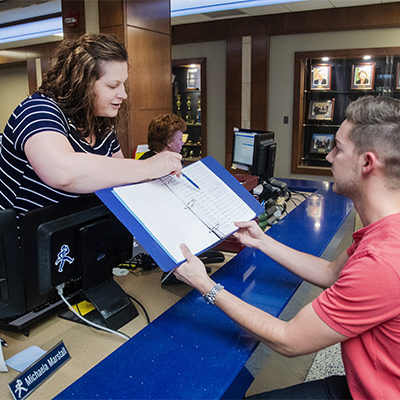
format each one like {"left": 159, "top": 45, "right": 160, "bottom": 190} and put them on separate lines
{"left": 140, "top": 114, "right": 186, "bottom": 160}
{"left": 0, "top": 33, "right": 182, "bottom": 216}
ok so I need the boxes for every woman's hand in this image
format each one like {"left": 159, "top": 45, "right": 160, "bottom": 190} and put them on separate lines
{"left": 144, "top": 151, "right": 182, "bottom": 179}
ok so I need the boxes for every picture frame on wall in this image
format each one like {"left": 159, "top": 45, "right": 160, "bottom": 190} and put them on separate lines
{"left": 351, "top": 62, "right": 375, "bottom": 90}
{"left": 310, "top": 64, "right": 332, "bottom": 90}
{"left": 310, "top": 133, "right": 335, "bottom": 154}
{"left": 308, "top": 99, "right": 335, "bottom": 121}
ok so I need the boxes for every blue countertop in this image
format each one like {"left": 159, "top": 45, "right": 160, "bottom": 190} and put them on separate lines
{"left": 55, "top": 180, "right": 353, "bottom": 400}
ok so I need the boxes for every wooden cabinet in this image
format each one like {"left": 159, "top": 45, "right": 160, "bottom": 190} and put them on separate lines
{"left": 291, "top": 47, "right": 400, "bottom": 176}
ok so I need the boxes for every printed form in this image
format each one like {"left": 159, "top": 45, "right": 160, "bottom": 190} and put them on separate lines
{"left": 113, "top": 161, "right": 256, "bottom": 264}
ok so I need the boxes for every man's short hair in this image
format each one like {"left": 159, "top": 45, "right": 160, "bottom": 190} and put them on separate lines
{"left": 346, "top": 96, "right": 400, "bottom": 189}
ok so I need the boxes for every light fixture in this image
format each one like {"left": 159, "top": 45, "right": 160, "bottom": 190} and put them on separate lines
{"left": 0, "top": 0, "right": 63, "bottom": 45}
{"left": 0, "top": 17, "right": 63, "bottom": 45}
{"left": 171, "top": 0, "right": 301, "bottom": 17}
{"left": 322, "top": 57, "right": 329, "bottom": 61}
{"left": 363, "top": 55, "right": 371, "bottom": 60}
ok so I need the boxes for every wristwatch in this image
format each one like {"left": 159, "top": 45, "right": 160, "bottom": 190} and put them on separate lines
{"left": 203, "top": 283, "right": 224, "bottom": 305}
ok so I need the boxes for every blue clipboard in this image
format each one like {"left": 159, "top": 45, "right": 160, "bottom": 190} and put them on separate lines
{"left": 96, "top": 156, "right": 264, "bottom": 271}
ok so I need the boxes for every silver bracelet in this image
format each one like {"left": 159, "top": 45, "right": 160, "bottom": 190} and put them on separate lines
{"left": 203, "top": 283, "right": 224, "bottom": 305}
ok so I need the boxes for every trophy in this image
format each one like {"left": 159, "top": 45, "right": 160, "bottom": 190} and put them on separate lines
{"left": 176, "top": 94, "right": 182, "bottom": 118}
{"left": 196, "top": 95, "right": 201, "bottom": 124}
{"left": 186, "top": 95, "right": 192, "bottom": 124}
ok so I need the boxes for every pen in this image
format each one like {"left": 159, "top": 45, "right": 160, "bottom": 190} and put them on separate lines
{"left": 182, "top": 173, "right": 200, "bottom": 190}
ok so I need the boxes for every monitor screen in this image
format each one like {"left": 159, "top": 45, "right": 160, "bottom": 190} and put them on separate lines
{"left": 0, "top": 195, "right": 138, "bottom": 333}
{"left": 232, "top": 129, "right": 256, "bottom": 168}
{"left": 232, "top": 128, "right": 276, "bottom": 182}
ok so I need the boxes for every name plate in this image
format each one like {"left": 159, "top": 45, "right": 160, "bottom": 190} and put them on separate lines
{"left": 8, "top": 341, "right": 70, "bottom": 400}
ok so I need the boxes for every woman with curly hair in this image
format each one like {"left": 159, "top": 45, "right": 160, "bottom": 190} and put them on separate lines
{"left": 0, "top": 33, "right": 181, "bottom": 216}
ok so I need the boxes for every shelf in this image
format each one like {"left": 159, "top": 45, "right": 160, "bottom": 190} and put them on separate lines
{"left": 292, "top": 47, "right": 400, "bottom": 176}
{"left": 305, "top": 90, "right": 385, "bottom": 95}
{"left": 172, "top": 57, "right": 207, "bottom": 160}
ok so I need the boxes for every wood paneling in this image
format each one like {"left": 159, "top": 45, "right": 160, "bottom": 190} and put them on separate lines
{"left": 126, "top": 0, "right": 170, "bottom": 34}
{"left": 99, "top": 0, "right": 171, "bottom": 157}
{"left": 172, "top": 3, "right": 400, "bottom": 45}
{"left": 98, "top": 0, "right": 124, "bottom": 30}
{"left": 266, "top": 2, "right": 400, "bottom": 35}
{"left": 251, "top": 34, "right": 269, "bottom": 131}
{"left": 225, "top": 37, "right": 242, "bottom": 171}
{"left": 100, "top": 25, "right": 125, "bottom": 43}
{"left": 172, "top": 20, "right": 228, "bottom": 45}
{"left": 26, "top": 58, "right": 37, "bottom": 94}
{"left": 127, "top": 27, "right": 171, "bottom": 110}
{"left": 126, "top": 26, "right": 172, "bottom": 153}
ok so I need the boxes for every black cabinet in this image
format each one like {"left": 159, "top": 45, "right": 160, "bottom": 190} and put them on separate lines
{"left": 172, "top": 58, "right": 206, "bottom": 164}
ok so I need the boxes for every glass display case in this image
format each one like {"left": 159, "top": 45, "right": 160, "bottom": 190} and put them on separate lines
{"left": 291, "top": 47, "right": 400, "bottom": 176}
{"left": 172, "top": 58, "right": 206, "bottom": 164}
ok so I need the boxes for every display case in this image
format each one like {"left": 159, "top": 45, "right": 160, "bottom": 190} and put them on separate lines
{"left": 172, "top": 58, "right": 207, "bottom": 164}
{"left": 292, "top": 47, "right": 400, "bottom": 176}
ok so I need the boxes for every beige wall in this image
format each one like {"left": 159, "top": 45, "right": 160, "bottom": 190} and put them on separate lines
{"left": 173, "top": 27, "right": 400, "bottom": 181}
{"left": 0, "top": 63, "right": 29, "bottom": 133}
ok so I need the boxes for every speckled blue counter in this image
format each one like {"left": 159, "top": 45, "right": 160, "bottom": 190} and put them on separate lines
{"left": 55, "top": 180, "right": 353, "bottom": 400}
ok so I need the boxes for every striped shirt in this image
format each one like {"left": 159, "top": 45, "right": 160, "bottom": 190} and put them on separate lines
{"left": 0, "top": 93, "right": 121, "bottom": 215}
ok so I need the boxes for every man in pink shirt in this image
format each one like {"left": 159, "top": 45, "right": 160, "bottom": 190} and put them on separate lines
{"left": 174, "top": 96, "right": 400, "bottom": 399}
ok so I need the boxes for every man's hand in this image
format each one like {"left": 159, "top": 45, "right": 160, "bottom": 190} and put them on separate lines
{"left": 233, "top": 220, "right": 265, "bottom": 249}
{"left": 174, "top": 244, "right": 215, "bottom": 294}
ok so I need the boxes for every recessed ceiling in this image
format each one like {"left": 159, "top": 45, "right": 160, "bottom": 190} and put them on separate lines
{"left": 0, "top": 1, "right": 398, "bottom": 33}
{"left": 170, "top": 0, "right": 400, "bottom": 25}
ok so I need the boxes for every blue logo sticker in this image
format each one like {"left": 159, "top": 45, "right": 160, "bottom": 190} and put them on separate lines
{"left": 55, "top": 245, "right": 74, "bottom": 273}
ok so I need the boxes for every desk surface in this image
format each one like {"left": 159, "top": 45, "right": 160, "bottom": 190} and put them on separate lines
{"left": 1, "top": 180, "right": 353, "bottom": 400}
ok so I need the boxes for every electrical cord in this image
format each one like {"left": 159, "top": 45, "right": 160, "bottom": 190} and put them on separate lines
{"left": 290, "top": 190, "right": 312, "bottom": 200}
{"left": 127, "top": 294, "right": 150, "bottom": 325}
{"left": 57, "top": 283, "right": 131, "bottom": 341}
{"left": 284, "top": 190, "right": 303, "bottom": 207}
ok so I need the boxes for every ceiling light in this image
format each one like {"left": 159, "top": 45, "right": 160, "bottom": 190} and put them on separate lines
{"left": 170, "top": 0, "right": 300, "bottom": 17}
{"left": 0, "top": 17, "right": 62, "bottom": 45}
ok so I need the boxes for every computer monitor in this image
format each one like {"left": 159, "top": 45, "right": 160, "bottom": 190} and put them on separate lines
{"left": 0, "top": 195, "right": 138, "bottom": 334}
{"left": 232, "top": 127, "right": 276, "bottom": 183}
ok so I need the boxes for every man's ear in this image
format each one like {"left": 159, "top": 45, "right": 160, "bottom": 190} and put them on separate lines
{"left": 362, "top": 152, "right": 379, "bottom": 174}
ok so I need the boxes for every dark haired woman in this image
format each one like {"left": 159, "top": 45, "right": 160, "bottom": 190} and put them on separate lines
{"left": 0, "top": 34, "right": 181, "bottom": 216}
